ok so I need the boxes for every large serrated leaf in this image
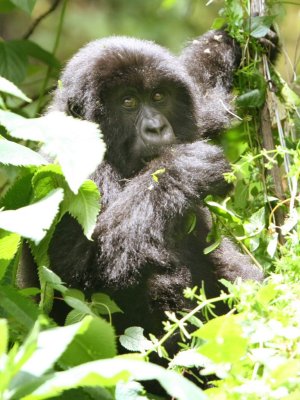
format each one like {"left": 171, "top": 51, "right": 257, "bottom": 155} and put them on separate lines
{"left": 15, "top": 40, "right": 60, "bottom": 69}
{"left": 20, "top": 317, "right": 98, "bottom": 377}
{"left": 0, "top": 173, "right": 34, "bottom": 210}
{"left": 0, "top": 111, "right": 106, "bottom": 194}
{"left": 32, "top": 166, "right": 100, "bottom": 239}
{"left": 21, "top": 359, "right": 206, "bottom": 400}
{"left": 0, "top": 140, "right": 47, "bottom": 167}
{"left": 0, "top": 41, "right": 28, "bottom": 84}
{"left": 0, "top": 189, "right": 64, "bottom": 244}
{"left": 0, "top": 285, "right": 39, "bottom": 330}
{"left": 193, "top": 314, "right": 247, "bottom": 364}
{"left": 67, "top": 180, "right": 100, "bottom": 239}
{"left": 59, "top": 317, "right": 117, "bottom": 368}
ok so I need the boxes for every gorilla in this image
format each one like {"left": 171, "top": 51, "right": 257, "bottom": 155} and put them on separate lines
{"left": 22, "top": 30, "right": 263, "bottom": 335}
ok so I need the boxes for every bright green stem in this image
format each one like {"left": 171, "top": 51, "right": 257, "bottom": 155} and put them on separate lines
{"left": 144, "top": 292, "right": 233, "bottom": 358}
{"left": 36, "top": 0, "right": 68, "bottom": 115}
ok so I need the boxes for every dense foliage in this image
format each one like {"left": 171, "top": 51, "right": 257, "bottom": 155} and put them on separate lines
{"left": 0, "top": 0, "right": 299, "bottom": 399}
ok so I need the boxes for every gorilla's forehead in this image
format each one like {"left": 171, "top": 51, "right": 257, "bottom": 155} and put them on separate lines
{"left": 66, "top": 36, "right": 193, "bottom": 92}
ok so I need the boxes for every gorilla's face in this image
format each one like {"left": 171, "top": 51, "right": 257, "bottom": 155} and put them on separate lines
{"left": 96, "top": 78, "right": 198, "bottom": 176}
{"left": 55, "top": 37, "right": 199, "bottom": 177}
{"left": 104, "top": 85, "right": 176, "bottom": 163}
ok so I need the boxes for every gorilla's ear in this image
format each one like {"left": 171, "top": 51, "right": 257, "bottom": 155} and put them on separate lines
{"left": 67, "top": 99, "right": 82, "bottom": 118}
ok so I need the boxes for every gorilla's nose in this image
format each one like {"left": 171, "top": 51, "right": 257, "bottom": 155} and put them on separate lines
{"left": 141, "top": 114, "right": 175, "bottom": 145}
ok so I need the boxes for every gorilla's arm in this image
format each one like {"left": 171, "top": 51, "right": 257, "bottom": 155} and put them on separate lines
{"left": 180, "top": 30, "right": 241, "bottom": 136}
{"left": 93, "top": 140, "right": 231, "bottom": 288}
{"left": 180, "top": 30, "right": 241, "bottom": 93}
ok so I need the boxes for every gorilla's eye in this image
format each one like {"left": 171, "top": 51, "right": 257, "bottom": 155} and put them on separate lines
{"left": 152, "top": 91, "right": 166, "bottom": 103}
{"left": 68, "top": 100, "right": 82, "bottom": 118}
{"left": 122, "top": 96, "right": 138, "bottom": 110}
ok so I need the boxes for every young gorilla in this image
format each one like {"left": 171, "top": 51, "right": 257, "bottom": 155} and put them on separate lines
{"left": 22, "top": 30, "right": 263, "bottom": 334}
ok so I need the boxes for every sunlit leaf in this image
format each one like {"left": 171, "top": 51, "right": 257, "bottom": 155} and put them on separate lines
{"left": 0, "top": 189, "right": 63, "bottom": 244}
{"left": 0, "top": 111, "right": 106, "bottom": 194}
{"left": 0, "top": 76, "right": 31, "bottom": 102}
{"left": 0, "top": 230, "right": 20, "bottom": 280}
{"left": 0, "top": 140, "right": 47, "bottom": 167}
{"left": 120, "top": 327, "right": 153, "bottom": 352}
{"left": 21, "top": 359, "right": 205, "bottom": 400}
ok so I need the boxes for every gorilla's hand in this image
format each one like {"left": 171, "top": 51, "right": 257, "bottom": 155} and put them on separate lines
{"left": 93, "top": 141, "right": 231, "bottom": 289}
{"left": 160, "top": 140, "right": 232, "bottom": 199}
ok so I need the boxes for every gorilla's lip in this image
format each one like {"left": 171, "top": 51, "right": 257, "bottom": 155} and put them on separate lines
{"left": 140, "top": 146, "right": 163, "bottom": 163}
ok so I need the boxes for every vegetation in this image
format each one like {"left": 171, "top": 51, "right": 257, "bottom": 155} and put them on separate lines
{"left": 0, "top": 0, "right": 299, "bottom": 399}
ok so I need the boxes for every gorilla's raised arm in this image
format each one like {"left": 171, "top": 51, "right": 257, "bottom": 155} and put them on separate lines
{"left": 180, "top": 30, "right": 241, "bottom": 92}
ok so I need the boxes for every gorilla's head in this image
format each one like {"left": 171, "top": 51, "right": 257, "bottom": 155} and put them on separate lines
{"left": 51, "top": 37, "right": 201, "bottom": 177}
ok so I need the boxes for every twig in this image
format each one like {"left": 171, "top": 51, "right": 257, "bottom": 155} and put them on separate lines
{"left": 23, "top": 0, "right": 61, "bottom": 40}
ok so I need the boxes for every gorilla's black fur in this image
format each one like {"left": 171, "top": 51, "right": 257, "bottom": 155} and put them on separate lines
{"left": 21, "top": 30, "right": 263, "bottom": 335}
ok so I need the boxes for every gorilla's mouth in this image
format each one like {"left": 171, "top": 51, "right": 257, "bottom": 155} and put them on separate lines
{"left": 140, "top": 145, "right": 164, "bottom": 163}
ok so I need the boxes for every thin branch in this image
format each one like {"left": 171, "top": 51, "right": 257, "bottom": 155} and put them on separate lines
{"left": 23, "top": 0, "right": 61, "bottom": 40}
{"left": 36, "top": 0, "right": 68, "bottom": 114}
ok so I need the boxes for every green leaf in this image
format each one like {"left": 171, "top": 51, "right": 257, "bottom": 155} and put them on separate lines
{"left": 63, "top": 294, "right": 93, "bottom": 316}
{"left": 0, "top": 111, "right": 106, "bottom": 194}
{"left": 0, "top": 172, "right": 34, "bottom": 210}
{"left": 256, "top": 283, "right": 277, "bottom": 307}
{"left": 17, "top": 318, "right": 100, "bottom": 386}
{"left": 271, "top": 360, "right": 300, "bottom": 387}
{"left": 236, "top": 89, "right": 266, "bottom": 108}
{"left": 0, "top": 41, "right": 28, "bottom": 84}
{"left": 65, "top": 180, "right": 100, "bottom": 240}
{"left": 244, "top": 207, "right": 265, "bottom": 237}
{"left": 248, "top": 16, "right": 274, "bottom": 38}
{"left": 32, "top": 166, "right": 100, "bottom": 240}
{"left": 0, "top": 230, "right": 20, "bottom": 280}
{"left": 206, "top": 200, "right": 242, "bottom": 224}
{"left": 0, "top": 285, "right": 39, "bottom": 330}
{"left": 120, "top": 327, "right": 152, "bottom": 352}
{"left": 38, "top": 266, "right": 67, "bottom": 294}
{"left": 0, "top": 319, "right": 8, "bottom": 356}
{"left": 151, "top": 168, "right": 166, "bottom": 183}
{"left": 0, "top": 189, "right": 64, "bottom": 244}
{"left": 194, "top": 314, "right": 247, "bottom": 364}
{"left": 0, "top": 1, "right": 16, "bottom": 12}
{"left": 170, "top": 349, "right": 209, "bottom": 368}
{"left": 22, "top": 359, "right": 206, "bottom": 400}
{"left": 10, "top": 0, "right": 36, "bottom": 13}
{"left": 280, "top": 77, "right": 300, "bottom": 110}
{"left": 184, "top": 212, "right": 197, "bottom": 235}
{"left": 0, "top": 140, "right": 48, "bottom": 167}
{"left": 59, "top": 316, "right": 117, "bottom": 368}
{"left": 32, "top": 165, "right": 65, "bottom": 201}
{"left": 15, "top": 40, "right": 60, "bottom": 69}
{"left": 211, "top": 17, "right": 226, "bottom": 30}
{"left": 91, "top": 293, "right": 123, "bottom": 315}
{"left": 266, "top": 231, "right": 278, "bottom": 258}
{"left": 203, "top": 236, "right": 221, "bottom": 255}
{"left": 115, "top": 381, "right": 146, "bottom": 400}
{"left": 0, "top": 76, "right": 31, "bottom": 102}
